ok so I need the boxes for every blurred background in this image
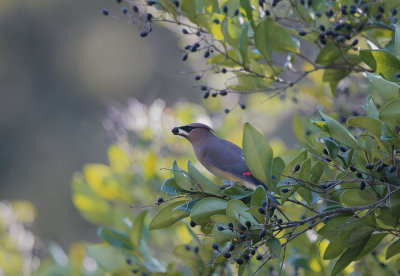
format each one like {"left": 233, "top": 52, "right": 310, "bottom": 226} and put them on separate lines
{"left": 0, "top": 0, "right": 196, "bottom": 248}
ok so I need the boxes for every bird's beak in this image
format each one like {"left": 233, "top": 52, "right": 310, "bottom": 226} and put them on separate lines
{"left": 171, "top": 126, "right": 187, "bottom": 137}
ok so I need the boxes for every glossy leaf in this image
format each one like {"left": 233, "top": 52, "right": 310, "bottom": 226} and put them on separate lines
{"left": 366, "top": 72, "right": 400, "bottom": 103}
{"left": 149, "top": 200, "right": 188, "bottom": 230}
{"left": 347, "top": 117, "right": 383, "bottom": 137}
{"left": 190, "top": 198, "right": 228, "bottom": 225}
{"left": 243, "top": 123, "right": 274, "bottom": 191}
{"left": 331, "top": 239, "right": 368, "bottom": 276}
{"left": 265, "top": 236, "right": 281, "bottom": 258}
{"left": 319, "top": 110, "right": 361, "bottom": 149}
{"left": 386, "top": 238, "right": 400, "bottom": 259}
{"left": 359, "top": 49, "right": 400, "bottom": 81}
{"left": 97, "top": 227, "right": 134, "bottom": 250}
{"left": 187, "top": 161, "right": 222, "bottom": 196}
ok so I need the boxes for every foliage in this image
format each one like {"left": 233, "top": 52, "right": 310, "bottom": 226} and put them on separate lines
{"left": 85, "top": 1, "right": 400, "bottom": 275}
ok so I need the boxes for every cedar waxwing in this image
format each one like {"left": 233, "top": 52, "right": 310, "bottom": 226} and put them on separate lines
{"left": 172, "top": 123, "right": 280, "bottom": 206}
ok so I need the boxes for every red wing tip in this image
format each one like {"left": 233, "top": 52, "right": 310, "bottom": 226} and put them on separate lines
{"left": 241, "top": 171, "right": 251, "bottom": 176}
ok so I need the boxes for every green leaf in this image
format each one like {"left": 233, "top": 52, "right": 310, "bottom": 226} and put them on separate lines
{"left": 323, "top": 138, "right": 338, "bottom": 159}
{"left": 366, "top": 96, "right": 379, "bottom": 119}
{"left": 331, "top": 239, "right": 369, "bottom": 276}
{"left": 347, "top": 226, "right": 375, "bottom": 248}
{"left": 240, "top": 0, "right": 254, "bottom": 29}
{"left": 172, "top": 161, "right": 194, "bottom": 191}
{"left": 359, "top": 49, "right": 400, "bottom": 81}
{"left": 222, "top": 185, "right": 253, "bottom": 199}
{"left": 254, "top": 19, "right": 297, "bottom": 59}
{"left": 131, "top": 211, "right": 147, "bottom": 248}
{"left": 311, "top": 162, "right": 324, "bottom": 183}
{"left": 161, "top": 177, "right": 185, "bottom": 196}
{"left": 395, "top": 20, "right": 400, "bottom": 56}
{"left": 86, "top": 244, "right": 143, "bottom": 273}
{"left": 379, "top": 99, "right": 400, "bottom": 127}
{"left": 190, "top": 198, "right": 228, "bottom": 225}
{"left": 265, "top": 236, "right": 281, "bottom": 258}
{"left": 212, "top": 224, "right": 236, "bottom": 244}
{"left": 238, "top": 22, "right": 250, "bottom": 66}
{"left": 149, "top": 200, "right": 188, "bottom": 230}
{"left": 323, "top": 242, "right": 345, "bottom": 260}
{"left": 386, "top": 238, "right": 400, "bottom": 259}
{"left": 319, "top": 110, "right": 361, "bottom": 149}
{"left": 366, "top": 72, "right": 400, "bottom": 102}
{"left": 226, "top": 199, "right": 259, "bottom": 228}
{"left": 187, "top": 161, "right": 222, "bottom": 196}
{"left": 97, "top": 227, "right": 134, "bottom": 250}
{"left": 347, "top": 117, "right": 383, "bottom": 137}
{"left": 250, "top": 185, "right": 267, "bottom": 206}
{"left": 243, "top": 123, "right": 274, "bottom": 191}
{"left": 340, "top": 189, "right": 377, "bottom": 207}
{"left": 355, "top": 233, "right": 387, "bottom": 260}
{"left": 315, "top": 43, "right": 348, "bottom": 65}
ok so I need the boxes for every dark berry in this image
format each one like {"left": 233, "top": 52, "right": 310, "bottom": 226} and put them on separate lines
{"left": 122, "top": 7, "right": 128, "bottom": 14}
{"left": 245, "top": 221, "right": 251, "bottom": 228}
{"left": 182, "top": 53, "right": 188, "bottom": 61}
{"left": 203, "top": 50, "right": 210, "bottom": 58}
{"left": 360, "top": 181, "right": 366, "bottom": 190}
{"left": 240, "top": 233, "right": 246, "bottom": 240}
{"left": 378, "top": 6, "right": 384, "bottom": 13}
{"left": 132, "top": 5, "right": 139, "bottom": 12}
{"left": 282, "top": 188, "right": 289, "bottom": 193}
{"left": 337, "top": 36, "right": 344, "bottom": 42}
{"left": 316, "top": 11, "right": 321, "bottom": 17}
{"left": 102, "top": 9, "right": 109, "bottom": 16}
{"left": 298, "top": 31, "right": 307, "bottom": 36}
{"left": 194, "top": 75, "right": 202, "bottom": 81}
{"left": 184, "top": 244, "right": 190, "bottom": 250}
{"left": 194, "top": 246, "right": 199, "bottom": 254}
{"left": 235, "top": 258, "right": 244, "bottom": 265}
{"left": 396, "top": 72, "right": 400, "bottom": 78}
{"left": 139, "top": 31, "right": 148, "bottom": 37}
{"left": 213, "top": 18, "right": 220, "bottom": 24}
{"left": 319, "top": 25, "right": 326, "bottom": 31}
{"left": 350, "top": 165, "right": 357, "bottom": 172}
{"left": 351, "top": 39, "right": 359, "bottom": 46}
{"left": 259, "top": 230, "right": 266, "bottom": 238}
{"left": 392, "top": 8, "right": 398, "bottom": 16}
{"left": 182, "top": 28, "right": 189, "bottom": 34}
{"left": 146, "top": 13, "right": 153, "bottom": 22}
{"left": 321, "top": 184, "right": 327, "bottom": 189}
{"left": 224, "top": 109, "right": 230, "bottom": 114}
{"left": 339, "top": 146, "right": 347, "bottom": 152}
{"left": 223, "top": 252, "right": 231, "bottom": 258}
{"left": 126, "top": 258, "right": 132, "bottom": 265}
{"left": 250, "top": 249, "right": 256, "bottom": 255}
{"left": 256, "top": 254, "right": 263, "bottom": 260}
{"left": 307, "top": 0, "right": 312, "bottom": 6}
{"left": 376, "top": 165, "right": 383, "bottom": 172}
{"left": 132, "top": 269, "right": 138, "bottom": 274}
{"left": 146, "top": 1, "right": 156, "bottom": 6}
{"left": 262, "top": 200, "right": 267, "bottom": 208}
{"left": 190, "top": 220, "right": 196, "bottom": 227}
{"left": 277, "top": 218, "right": 283, "bottom": 224}
{"left": 240, "top": 104, "right": 246, "bottom": 110}
{"left": 220, "top": 89, "right": 228, "bottom": 96}
{"left": 293, "top": 164, "right": 300, "bottom": 173}
{"left": 211, "top": 92, "right": 217, "bottom": 97}
{"left": 174, "top": 0, "right": 180, "bottom": 7}
{"left": 365, "top": 164, "right": 374, "bottom": 170}
{"left": 200, "top": 85, "right": 207, "bottom": 91}
{"left": 375, "top": 13, "right": 382, "bottom": 20}
{"left": 223, "top": 5, "right": 228, "bottom": 13}
{"left": 325, "top": 10, "right": 334, "bottom": 17}
{"left": 212, "top": 243, "right": 219, "bottom": 250}
{"left": 265, "top": 10, "right": 270, "bottom": 16}
{"left": 234, "top": 9, "right": 239, "bottom": 16}
{"left": 228, "top": 244, "right": 235, "bottom": 251}
{"left": 157, "top": 197, "right": 164, "bottom": 203}
{"left": 203, "top": 91, "right": 210, "bottom": 99}
{"left": 258, "top": 207, "right": 265, "bottom": 214}
{"left": 242, "top": 252, "right": 250, "bottom": 261}
{"left": 345, "top": 34, "right": 351, "bottom": 40}
{"left": 323, "top": 148, "right": 328, "bottom": 155}
{"left": 356, "top": 172, "right": 363, "bottom": 178}
{"left": 228, "top": 222, "right": 234, "bottom": 228}
{"left": 221, "top": 68, "right": 227, "bottom": 73}
{"left": 356, "top": 24, "right": 364, "bottom": 31}
{"left": 217, "top": 225, "right": 224, "bottom": 231}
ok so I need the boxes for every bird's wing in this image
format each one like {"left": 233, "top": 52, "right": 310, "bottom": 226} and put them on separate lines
{"left": 203, "top": 138, "right": 251, "bottom": 178}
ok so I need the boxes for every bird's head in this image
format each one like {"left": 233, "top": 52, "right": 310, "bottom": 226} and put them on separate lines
{"left": 172, "top": 123, "right": 214, "bottom": 142}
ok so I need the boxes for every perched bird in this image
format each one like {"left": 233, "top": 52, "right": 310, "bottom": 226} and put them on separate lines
{"left": 172, "top": 123, "right": 280, "bottom": 206}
